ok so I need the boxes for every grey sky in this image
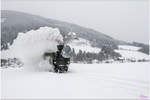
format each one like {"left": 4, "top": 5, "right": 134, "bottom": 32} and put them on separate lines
{"left": 2, "top": 0, "right": 149, "bottom": 44}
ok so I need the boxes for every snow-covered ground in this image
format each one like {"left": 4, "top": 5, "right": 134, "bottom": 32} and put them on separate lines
{"left": 1, "top": 62, "right": 149, "bottom": 99}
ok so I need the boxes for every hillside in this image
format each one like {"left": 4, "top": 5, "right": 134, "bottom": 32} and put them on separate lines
{"left": 1, "top": 10, "right": 126, "bottom": 49}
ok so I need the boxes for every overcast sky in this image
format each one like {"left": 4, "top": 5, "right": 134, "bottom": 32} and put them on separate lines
{"left": 2, "top": 0, "right": 149, "bottom": 44}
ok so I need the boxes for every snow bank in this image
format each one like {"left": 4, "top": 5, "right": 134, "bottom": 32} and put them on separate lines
{"left": 1, "top": 27, "right": 63, "bottom": 71}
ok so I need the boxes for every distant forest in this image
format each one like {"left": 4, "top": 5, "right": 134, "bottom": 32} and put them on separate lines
{"left": 64, "top": 45, "right": 121, "bottom": 63}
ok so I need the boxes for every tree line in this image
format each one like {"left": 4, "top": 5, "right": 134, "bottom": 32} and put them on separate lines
{"left": 64, "top": 45, "right": 121, "bottom": 63}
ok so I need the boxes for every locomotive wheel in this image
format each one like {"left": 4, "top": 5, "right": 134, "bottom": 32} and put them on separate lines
{"left": 54, "top": 67, "right": 58, "bottom": 73}
{"left": 58, "top": 67, "right": 64, "bottom": 73}
{"left": 65, "top": 66, "right": 68, "bottom": 72}
{"left": 58, "top": 70, "right": 63, "bottom": 73}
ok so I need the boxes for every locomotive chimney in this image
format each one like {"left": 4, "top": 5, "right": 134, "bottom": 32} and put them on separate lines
{"left": 57, "top": 45, "right": 64, "bottom": 53}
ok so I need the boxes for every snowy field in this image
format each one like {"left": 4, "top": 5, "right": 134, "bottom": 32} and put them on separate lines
{"left": 1, "top": 62, "right": 149, "bottom": 99}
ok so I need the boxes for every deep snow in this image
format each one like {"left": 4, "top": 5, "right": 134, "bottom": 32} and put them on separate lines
{"left": 1, "top": 62, "right": 149, "bottom": 99}
{"left": 1, "top": 26, "right": 149, "bottom": 99}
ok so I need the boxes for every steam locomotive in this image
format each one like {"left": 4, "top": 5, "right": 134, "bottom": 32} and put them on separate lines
{"left": 44, "top": 45, "right": 70, "bottom": 73}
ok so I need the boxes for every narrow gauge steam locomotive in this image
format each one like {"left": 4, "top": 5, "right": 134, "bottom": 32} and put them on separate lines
{"left": 44, "top": 45, "right": 70, "bottom": 73}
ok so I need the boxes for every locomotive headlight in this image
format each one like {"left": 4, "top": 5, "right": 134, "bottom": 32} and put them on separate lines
{"left": 54, "top": 61, "right": 56, "bottom": 64}
{"left": 67, "top": 61, "right": 70, "bottom": 64}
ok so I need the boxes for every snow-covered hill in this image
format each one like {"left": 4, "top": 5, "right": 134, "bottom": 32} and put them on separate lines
{"left": 2, "top": 10, "right": 124, "bottom": 50}
{"left": 67, "top": 38, "right": 101, "bottom": 53}
{"left": 67, "top": 39, "right": 149, "bottom": 61}
{"left": 118, "top": 45, "right": 141, "bottom": 51}
{"left": 115, "top": 45, "right": 149, "bottom": 61}
{"left": 115, "top": 50, "right": 149, "bottom": 60}
{"left": 1, "top": 62, "right": 149, "bottom": 99}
